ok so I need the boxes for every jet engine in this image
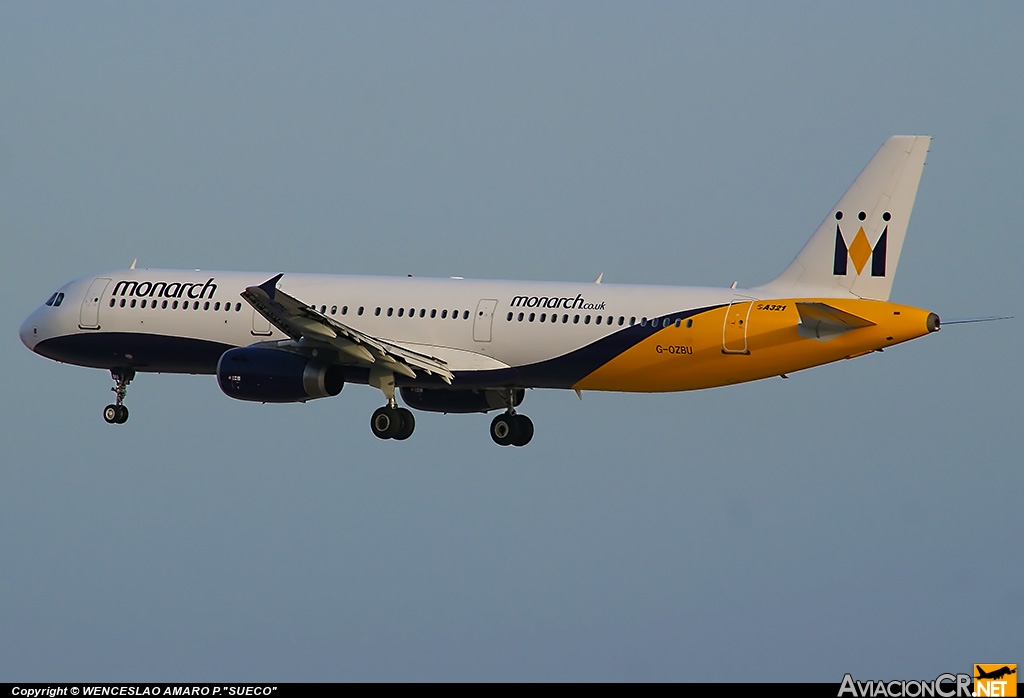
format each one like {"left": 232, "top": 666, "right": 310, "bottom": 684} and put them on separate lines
{"left": 217, "top": 347, "right": 344, "bottom": 403}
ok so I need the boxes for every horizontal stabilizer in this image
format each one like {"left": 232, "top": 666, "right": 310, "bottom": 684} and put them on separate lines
{"left": 796, "top": 302, "right": 875, "bottom": 340}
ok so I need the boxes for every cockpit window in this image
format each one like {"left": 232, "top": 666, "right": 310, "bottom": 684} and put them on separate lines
{"left": 54, "top": 293, "right": 65, "bottom": 307}
{"left": 44, "top": 293, "right": 58, "bottom": 306}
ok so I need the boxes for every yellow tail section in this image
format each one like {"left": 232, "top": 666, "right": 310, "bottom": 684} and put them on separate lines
{"left": 574, "top": 299, "right": 938, "bottom": 392}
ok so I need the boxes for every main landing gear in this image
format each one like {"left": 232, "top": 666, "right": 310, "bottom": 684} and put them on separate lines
{"left": 370, "top": 404, "right": 416, "bottom": 441}
{"left": 368, "top": 368, "right": 415, "bottom": 441}
{"left": 103, "top": 368, "right": 135, "bottom": 425}
{"left": 490, "top": 408, "right": 534, "bottom": 447}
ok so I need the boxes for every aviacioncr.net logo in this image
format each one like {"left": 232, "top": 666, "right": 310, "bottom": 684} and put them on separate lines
{"left": 975, "top": 665, "right": 1017, "bottom": 697}
{"left": 838, "top": 673, "right": 972, "bottom": 697}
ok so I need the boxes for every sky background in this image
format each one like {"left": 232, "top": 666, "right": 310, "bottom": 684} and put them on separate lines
{"left": 1, "top": 2, "right": 1021, "bottom": 682}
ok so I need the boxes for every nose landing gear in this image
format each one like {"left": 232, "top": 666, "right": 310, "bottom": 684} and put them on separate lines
{"left": 103, "top": 368, "right": 135, "bottom": 424}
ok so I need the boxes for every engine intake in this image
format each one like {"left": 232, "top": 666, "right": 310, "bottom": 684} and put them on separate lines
{"left": 217, "top": 347, "right": 344, "bottom": 403}
{"left": 401, "top": 387, "right": 523, "bottom": 414}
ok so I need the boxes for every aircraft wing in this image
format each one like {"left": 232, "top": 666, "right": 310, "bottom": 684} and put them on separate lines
{"left": 796, "top": 301, "right": 876, "bottom": 339}
{"left": 241, "top": 274, "right": 454, "bottom": 384}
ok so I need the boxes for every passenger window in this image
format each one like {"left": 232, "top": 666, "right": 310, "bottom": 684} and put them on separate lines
{"left": 640, "top": 318, "right": 646, "bottom": 326}
{"left": 141, "top": 300, "right": 147, "bottom": 308}
{"left": 172, "top": 301, "right": 178, "bottom": 309}
{"left": 584, "top": 315, "right": 590, "bottom": 324}
{"left": 675, "top": 319, "right": 681, "bottom": 328}
{"left": 562, "top": 314, "right": 568, "bottom": 323}
{"left": 529, "top": 313, "right": 535, "bottom": 322}
{"left": 109, "top": 299, "right": 116, "bottom": 307}
{"left": 387, "top": 307, "right": 394, "bottom": 316}
{"left": 463, "top": 310, "right": 469, "bottom": 320}
{"left": 618, "top": 317, "right": 624, "bottom": 326}
{"left": 374, "top": 307, "right": 381, "bottom": 316}
{"left": 441, "top": 310, "right": 448, "bottom": 318}
{"left": 686, "top": 319, "right": 693, "bottom": 328}
{"left": 430, "top": 309, "right": 437, "bottom": 318}
{"left": 630, "top": 317, "right": 636, "bottom": 326}
{"left": 358, "top": 306, "right": 364, "bottom": 315}
{"left": 507, "top": 312, "right": 513, "bottom": 321}
{"left": 419, "top": 309, "right": 426, "bottom": 318}
{"left": 540, "top": 313, "right": 546, "bottom": 322}
{"left": 398, "top": 308, "right": 404, "bottom": 317}
{"left": 204, "top": 301, "right": 210, "bottom": 310}
{"left": 120, "top": 299, "right": 126, "bottom": 307}
{"left": 235, "top": 303, "right": 242, "bottom": 311}
{"left": 193, "top": 301, "right": 200, "bottom": 310}
{"left": 332, "top": 305, "right": 338, "bottom": 315}
{"left": 573, "top": 315, "right": 580, "bottom": 324}
{"left": 517, "top": 313, "right": 524, "bottom": 322}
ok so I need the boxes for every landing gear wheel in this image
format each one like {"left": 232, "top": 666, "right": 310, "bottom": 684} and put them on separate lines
{"left": 490, "top": 413, "right": 520, "bottom": 446}
{"left": 393, "top": 408, "right": 415, "bottom": 441}
{"left": 371, "top": 406, "right": 403, "bottom": 440}
{"left": 511, "top": 414, "right": 533, "bottom": 446}
{"left": 103, "top": 404, "right": 129, "bottom": 424}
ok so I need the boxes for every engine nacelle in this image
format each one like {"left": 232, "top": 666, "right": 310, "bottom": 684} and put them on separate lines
{"left": 217, "top": 347, "right": 344, "bottom": 403}
{"left": 400, "top": 387, "right": 524, "bottom": 414}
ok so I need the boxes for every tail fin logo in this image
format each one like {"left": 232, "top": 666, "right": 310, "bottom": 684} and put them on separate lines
{"left": 832, "top": 210, "right": 890, "bottom": 277}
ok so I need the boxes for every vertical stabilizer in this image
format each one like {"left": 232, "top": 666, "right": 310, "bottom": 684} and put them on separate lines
{"left": 758, "top": 136, "right": 930, "bottom": 301}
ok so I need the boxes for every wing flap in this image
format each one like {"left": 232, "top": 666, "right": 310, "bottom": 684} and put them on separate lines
{"left": 241, "top": 274, "right": 454, "bottom": 384}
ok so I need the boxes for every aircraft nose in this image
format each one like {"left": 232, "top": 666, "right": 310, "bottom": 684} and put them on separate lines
{"left": 20, "top": 310, "right": 41, "bottom": 351}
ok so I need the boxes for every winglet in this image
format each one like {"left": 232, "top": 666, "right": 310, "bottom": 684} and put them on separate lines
{"left": 258, "top": 273, "right": 284, "bottom": 300}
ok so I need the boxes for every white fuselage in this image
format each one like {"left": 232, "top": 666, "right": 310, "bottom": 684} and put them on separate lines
{"left": 22, "top": 269, "right": 738, "bottom": 389}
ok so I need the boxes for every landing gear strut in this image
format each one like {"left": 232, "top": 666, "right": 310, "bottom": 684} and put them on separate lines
{"left": 103, "top": 368, "right": 135, "bottom": 424}
{"left": 368, "top": 368, "right": 415, "bottom": 441}
{"left": 490, "top": 390, "right": 534, "bottom": 447}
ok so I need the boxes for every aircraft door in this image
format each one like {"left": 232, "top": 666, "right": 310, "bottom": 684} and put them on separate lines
{"left": 79, "top": 277, "right": 111, "bottom": 329}
{"left": 473, "top": 299, "right": 498, "bottom": 342}
{"left": 722, "top": 300, "right": 752, "bottom": 354}
{"left": 251, "top": 308, "right": 273, "bottom": 336}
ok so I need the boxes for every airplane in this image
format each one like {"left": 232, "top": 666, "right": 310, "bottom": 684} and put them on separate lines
{"left": 20, "top": 135, "right": 944, "bottom": 446}
{"left": 976, "top": 666, "right": 1017, "bottom": 681}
